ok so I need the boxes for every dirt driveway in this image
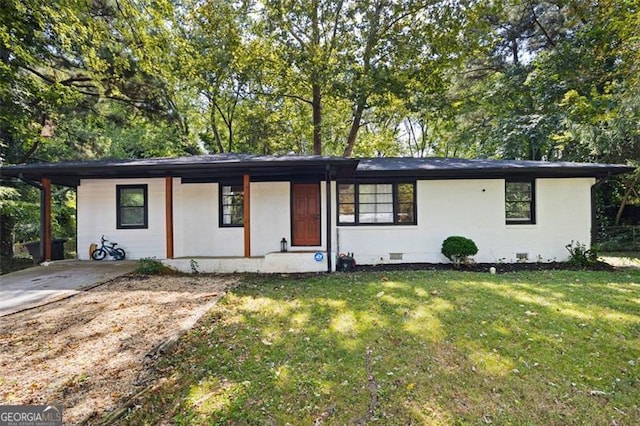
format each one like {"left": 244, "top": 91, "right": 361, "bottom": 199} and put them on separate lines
{"left": 0, "top": 273, "right": 235, "bottom": 425}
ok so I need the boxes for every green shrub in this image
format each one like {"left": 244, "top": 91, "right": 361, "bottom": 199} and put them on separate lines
{"left": 566, "top": 241, "right": 598, "bottom": 267}
{"left": 1, "top": 257, "right": 33, "bottom": 275}
{"left": 135, "top": 257, "right": 173, "bottom": 275}
{"left": 441, "top": 236, "right": 479, "bottom": 266}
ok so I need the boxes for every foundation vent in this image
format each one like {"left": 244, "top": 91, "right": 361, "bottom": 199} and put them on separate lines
{"left": 389, "top": 253, "right": 403, "bottom": 260}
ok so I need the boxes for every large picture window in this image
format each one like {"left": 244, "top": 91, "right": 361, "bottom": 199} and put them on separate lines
{"left": 116, "top": 185, "right": 148, "bottom": 229}
{"left": 505, "top": 180, "right": 535, "bottom": 224}
{"left": 338, "top": 182, "right": 416, "bottom": 225}
{"left": 220, "top": 185, "right": 244, "bottom": 227}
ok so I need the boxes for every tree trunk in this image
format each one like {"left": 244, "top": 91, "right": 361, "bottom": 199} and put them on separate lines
{"left": 341, "top": 0, "right": 383, "bottom": 157}
{"left": 312, "top": 83, "right": 322, "bottom": 155}
{"left": 511, "top": 37, "right": 519, "bottom": 65}
{"left": 311, "top": 0, "right": 322, "bottom": 156}
{"left": 615, "top": 175, "right": 639, "bottom": 225}
{"left": 343, "top": 101, "right": 365, "bottom": 157}
{"left": 210, "top": 109, "right": 224, "bottom": 153}
{"left": 0, "top": 213, "right": 15, "bottom": 258}
{"left": 226, "top": 117, "right": 233, "bottom": 153}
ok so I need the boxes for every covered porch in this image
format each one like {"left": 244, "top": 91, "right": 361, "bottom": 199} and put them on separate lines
{"left": 2, "top": 154, "right": 358, "bottom": 273}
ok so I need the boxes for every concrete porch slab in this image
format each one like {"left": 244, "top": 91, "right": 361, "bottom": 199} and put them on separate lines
{"left": 164, "top": 251, "right": 331, "bottom": 273}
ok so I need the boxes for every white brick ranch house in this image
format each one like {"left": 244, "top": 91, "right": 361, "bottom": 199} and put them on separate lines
{"left": 1, "top": 154, "right": 632, "bottom": 272}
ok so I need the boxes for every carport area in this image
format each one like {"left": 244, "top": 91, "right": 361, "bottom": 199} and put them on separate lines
{"left": 0, "top": 260, "right": 137, "bottom": 316}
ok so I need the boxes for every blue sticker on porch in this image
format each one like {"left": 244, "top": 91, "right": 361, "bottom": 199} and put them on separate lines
{"left": 314, "top": 252, "right": 324, "bottom": 262}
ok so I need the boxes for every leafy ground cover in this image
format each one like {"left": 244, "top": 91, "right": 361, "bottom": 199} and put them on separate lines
{"left": 120, "top": 270, "right": 640, "bottom": 425}
{"left": 0, "top": 256, "right": 33, "bottom": 275}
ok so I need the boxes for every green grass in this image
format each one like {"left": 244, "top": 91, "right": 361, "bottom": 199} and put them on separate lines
{"left": 121, "top": 270, "right": 640, "bottom": 425}
{"left": 0, "top": 256, "right": 34, "bottom": 275}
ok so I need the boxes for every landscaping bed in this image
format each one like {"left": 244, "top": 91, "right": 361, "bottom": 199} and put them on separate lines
{"left": 355, "top": 260, "right": 614, "bottom": 273}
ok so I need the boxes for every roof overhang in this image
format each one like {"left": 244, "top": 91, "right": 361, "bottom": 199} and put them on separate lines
{"left": 0, "top": 154, "right": 360, "bottom": 187}
{"left": 1, "top": 155, "right": 634, "bottom": 187}
{"left": 352, "top": 158, "right": 635, "bottom": 180}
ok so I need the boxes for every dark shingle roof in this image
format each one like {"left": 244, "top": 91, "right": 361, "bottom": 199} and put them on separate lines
{"left": 354, "top": 157, "right": 634, "bottom": 179}
{"left": 0, "top": 154, "right": 633, "bottom": 187}
{"left": 3, "top": 153, "right": 356, "bottom": 171}
{"left": 0, "top": 154, "right": 359, "bottom": 186}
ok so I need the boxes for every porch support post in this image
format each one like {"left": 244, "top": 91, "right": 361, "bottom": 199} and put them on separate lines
{"left": 42, "top": 177, "right": 52, "bottom": 261}
{"left": 325, "top": 166, "right": 332, "bottom": 273}
{"left": 243, "top": 173, "right": 251, "bottom": 257}
{"left": 165, "top": 176, "right": 174, "bottom": 259}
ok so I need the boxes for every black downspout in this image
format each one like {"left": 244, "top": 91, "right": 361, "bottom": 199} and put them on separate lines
{"left": 18, "top": 175, "right": 45, "bottom": 263}
{"left": 591, "top": 174, "right": 610, "bottom": 246}
{"left": 326, "top": 165, "right": 332, "bottom": 273}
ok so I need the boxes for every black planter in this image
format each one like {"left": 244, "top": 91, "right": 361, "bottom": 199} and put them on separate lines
{"left": 24, "top": 239, "right": 67, "bottom": 262}
{"left": 336, "top": 255, "right": 356, "bottom": 272}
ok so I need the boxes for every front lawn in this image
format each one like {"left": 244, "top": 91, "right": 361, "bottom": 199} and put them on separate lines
{"left": 121, "top": 270, "right": 640, "bottom": 425}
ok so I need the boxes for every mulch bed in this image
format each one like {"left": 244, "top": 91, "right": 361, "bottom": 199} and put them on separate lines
{"left": 354, "top": 261, "right": 614, "bottom": 273}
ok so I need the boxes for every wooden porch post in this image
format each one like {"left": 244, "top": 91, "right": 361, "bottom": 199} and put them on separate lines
{"left": 243, "top": 173, "right": 251, "bottom": 257}
{"left": 165, "top": 177, "right": 174, "bottom": 259}
{"left": 42, "top": 177, "right": 52, "bottom": 261}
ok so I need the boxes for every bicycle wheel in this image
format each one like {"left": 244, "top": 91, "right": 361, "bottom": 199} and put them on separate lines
{"left": 113, "top": 248, "right": 126, "bottom": 260}
{"left": 92, "top": 248, "right": 107, "bottom": 260}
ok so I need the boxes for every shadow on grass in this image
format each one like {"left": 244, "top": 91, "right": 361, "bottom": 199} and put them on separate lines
{"left": 120, "top": 270, "right": 640, "bottom": 425}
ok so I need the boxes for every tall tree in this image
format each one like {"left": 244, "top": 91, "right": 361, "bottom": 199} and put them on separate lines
{"left": 0, "top": 0, "right": 200, "bottom": 165}
{"left": 0, "top": 0, "right": 201, "bottom": 256}
{"left": 256, "top": 0, "right": 347, "bottom": 154}
{"left": 436, "top": 0, "right": 638, "bottom": 163}
{"left": 255, "top": 0, "right": 474, "bottom": 156}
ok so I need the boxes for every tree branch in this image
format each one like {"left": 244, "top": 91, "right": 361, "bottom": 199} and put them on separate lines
{"left": 327, "top": 0, "right": 344, "bottom": 54}
{"left": 529, "top": 1, "right": 556, "bottom": 47}
{"left": 250, "top": 90, "right": 313, "bottom": 105}
{"left": 22, "top": 64, "right": 56, "bottom": 84}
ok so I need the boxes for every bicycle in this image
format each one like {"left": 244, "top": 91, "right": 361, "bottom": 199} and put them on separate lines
{"left": 91, "top": 235, "right": 126, "bottom": 260}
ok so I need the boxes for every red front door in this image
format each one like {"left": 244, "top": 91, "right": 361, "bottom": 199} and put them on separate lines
{"left": 292, "top": 183, "right": 321, "bottom": 246}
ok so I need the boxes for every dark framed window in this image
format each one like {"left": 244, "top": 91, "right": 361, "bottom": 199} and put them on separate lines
{"left": 338, "top": 182, "right": 416, "bottom": 225}
{"left": 116, "top": 185, "right": 148, "bottom": 229}
{"left": 505, "top": 180, "right": 535, "bottom": 224}
{"left": 220, "top": 184, "right": 244, "bottom": 227}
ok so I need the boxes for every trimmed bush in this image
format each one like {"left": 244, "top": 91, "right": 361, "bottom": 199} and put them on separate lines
{"left": 441, "top": 236, "right": 478, "bottom": 266}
